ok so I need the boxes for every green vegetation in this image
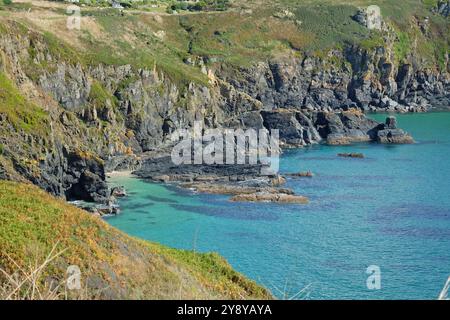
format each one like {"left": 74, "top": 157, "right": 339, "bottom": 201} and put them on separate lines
{"left": 88, "top": 81, "right": 119, "bottom": 109}
{"left": 150, "top": 245, "right": 270, "bottom": 298}
{"left": 1, "top": 0, "right": 448, "bottom": 84}
{"left": 167, "top": 0, "right": 230, "bottom": 13}
{"left": 0, "top": 0, "right": 31, "bottom": 11}
{"left": 0, "top": 180, "right": 272, "bottom": 299}
{"left": 422, "top": 0, "right": 439, "bottom": 9}
{"left": 0, "top": 72, "right": 49, "bottom": 134}
{"left": 79, "top": 13, "right": 209, "bottom": 85}
{"left": 360, "top": 32, "right": 385, "bottom": 51}
{"left": 393, "top": 31, "right": 411, "bottom": 64}
{"left": 291, "top": 4, "right": 369, "bottom": 52}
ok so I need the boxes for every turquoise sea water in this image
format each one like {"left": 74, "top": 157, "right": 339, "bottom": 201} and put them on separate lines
{"left": 107, "top": 112, "right": 450, "bottom": 300}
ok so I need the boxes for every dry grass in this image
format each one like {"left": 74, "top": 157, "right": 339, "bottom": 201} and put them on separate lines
{"left": 0, "top": 180, "right": 272, "bottom": 300}
{"left": 0, "top": 243, "right": 66, "bottom": 300}
{"left": 438, "top": 277, "right": 450, "bottom": 300}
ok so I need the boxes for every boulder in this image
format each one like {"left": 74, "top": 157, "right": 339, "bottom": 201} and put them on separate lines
{"left": 375, "top": 116, "right": 414, "bottom": 144}
{"left": 377, "top": 129, "right": 414, "bottom": 144}
{"left": 111, "top": 186, "right": 127, "bottom": 198}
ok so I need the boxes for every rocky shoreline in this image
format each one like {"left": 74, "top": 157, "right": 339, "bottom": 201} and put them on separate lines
{"left": 0, "top": 109, "right": 410, "bottom": 216}
{"left": 93, "top": 114, "right": 413, "bottom": 214}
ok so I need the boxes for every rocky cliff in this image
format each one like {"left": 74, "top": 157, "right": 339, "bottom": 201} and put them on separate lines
{"left": 0, "top": 1, "right": 447, "bottom": 205}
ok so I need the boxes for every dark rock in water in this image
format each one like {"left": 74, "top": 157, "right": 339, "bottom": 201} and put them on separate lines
{"left": 230, "top": 192, "right": 309, "bottom": 204}
{"left": 377, "top": 129, "right": 414, "bottom": 144}
{"left": 96, "top": 203, "right": 121, "bottom": 216}
{"left": 180, "top": 182, "right": 292, "bottom": 196}
{"left": 135, "top": 155, "right": 269, "bottom": 182}
{"left": 286, "top": 171, "right": 314, "bottom": 178}
{"left": 315, "top": 113, "right": 413, "bottom": 146}
{"left": 179, "top": 180, "right": 309, "bottom": 204}
{"left": 385, "top": 116, "right": 397, "bottom": 129}
{"left": 374, "top": 116, "right": 414, "bottom": 144}
{"left": 111, "top": 186, "right": 127, "bottom": 198}
{"left": 338, "top": 153, "right": 365, "bottom": 159}
{"left": 314, "top": 110, "right": 378, "bottom": 145}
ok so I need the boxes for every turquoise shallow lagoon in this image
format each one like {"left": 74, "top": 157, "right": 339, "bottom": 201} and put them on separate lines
{"left": 107, "top": 112, "right": 450, "bottom": 299}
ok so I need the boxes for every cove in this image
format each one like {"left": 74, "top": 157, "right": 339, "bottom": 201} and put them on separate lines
{"left": 107, "top": 112, "right": 450, "bottom": 300}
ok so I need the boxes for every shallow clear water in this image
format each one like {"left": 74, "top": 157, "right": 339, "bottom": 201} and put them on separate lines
{"left": 107, "top": 112, "right": 450, "bottom": 300}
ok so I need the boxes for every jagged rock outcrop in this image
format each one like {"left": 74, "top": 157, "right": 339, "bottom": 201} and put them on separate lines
{"left": 375, "top": 116, "right": 415, "bottom": 144}
{"left": 260, "top": 110, "right": 322, "bottom": 146}
{"left": 217, "top": 46, "right": 449, "bottom": 113}
{"left": 433, "top": 0, "right": 450, "bottom": 17}
{"left": 63, "top": 150, "right": 109, "bottom": 203}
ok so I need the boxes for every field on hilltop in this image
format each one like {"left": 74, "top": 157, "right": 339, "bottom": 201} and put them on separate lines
{"left": 1, "top": 0, "right": 448, "bottom": 83}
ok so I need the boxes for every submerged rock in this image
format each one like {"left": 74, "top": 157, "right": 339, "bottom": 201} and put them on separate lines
{"left": 230, "top": 192, "right": 309, "bottom": 204}
{"left": 338, "top": 153, "right": 365, "bottom": 159}
{"left": 181, "top": 182, "right": 293, "bottom": 196}
{"left": 286, "top": 171, "right": 314, "bottom": 178}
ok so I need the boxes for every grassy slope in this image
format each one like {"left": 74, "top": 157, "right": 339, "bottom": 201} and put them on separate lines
{"left": 0, "top": 72, "right": 49, "bottom": 134}
{"left": 1, "top": 1, "right": 447, "bottom": 86}
{"left": 0, "top": 180, "right": 272, "bottom": 299}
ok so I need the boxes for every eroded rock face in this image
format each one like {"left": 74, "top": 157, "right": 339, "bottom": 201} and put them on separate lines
{"left": 433, "top": 0, "right": 450, "bottom": 17}
{"left": 63, "top": 151, "right": 109, "bottom": 203}
{"left": 261, "top": 110, "right": 322, "bottom": 146}
{"left": 217, "top": 47, "right": 449, "bottom": 113}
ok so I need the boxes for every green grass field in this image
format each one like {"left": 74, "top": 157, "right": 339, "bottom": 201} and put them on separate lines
{"left": 1, "top": 0, "right": 448, "bottom": 84}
